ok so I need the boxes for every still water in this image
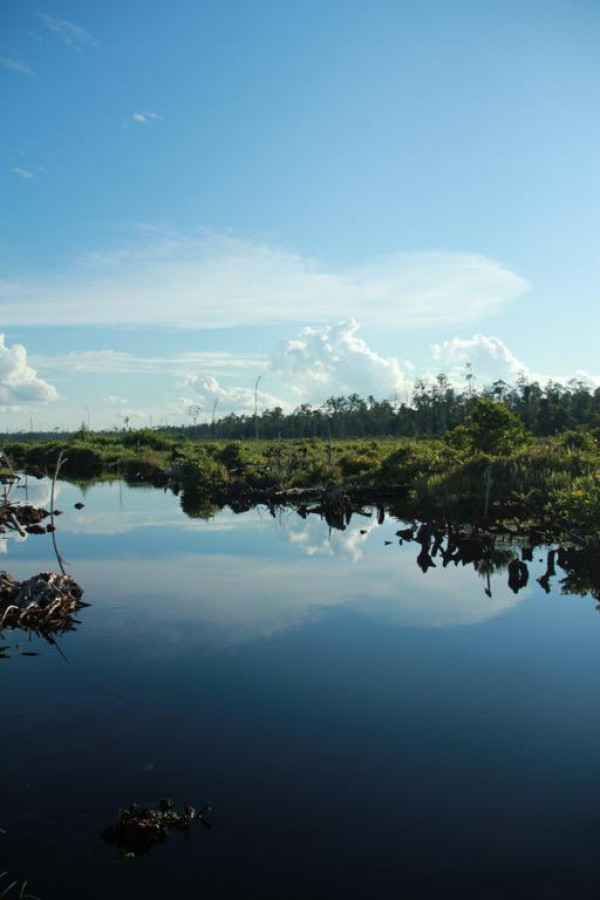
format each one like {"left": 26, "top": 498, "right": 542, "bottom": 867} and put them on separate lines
{"left": 1, "top": 479, "right": 600, "bottom": 899}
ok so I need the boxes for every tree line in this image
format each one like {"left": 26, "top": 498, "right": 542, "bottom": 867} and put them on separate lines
{"left": 178, "top": 375, "right": 600, "bottom": 440}
{"left": 3, "top": 374, "right": 599, "bottom": 443}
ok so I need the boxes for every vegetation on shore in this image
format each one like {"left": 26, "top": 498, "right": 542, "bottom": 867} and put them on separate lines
{"left": 2, "top": 396, "right": 599, "bottom": 540}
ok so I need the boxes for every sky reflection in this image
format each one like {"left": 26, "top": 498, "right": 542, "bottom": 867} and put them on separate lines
{"left": 4, "top": 480, "right": 533, "bottom": 654}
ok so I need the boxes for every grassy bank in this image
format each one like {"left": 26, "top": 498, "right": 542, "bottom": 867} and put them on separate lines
{"left": 2, "top": 404, "right": 599, "bottom": 540}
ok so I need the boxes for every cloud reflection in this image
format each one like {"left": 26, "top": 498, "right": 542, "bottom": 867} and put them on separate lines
{"left": 13, "top": 483, "right": 527, "bottom": 649}
{"left": 70, "top": 538, "right": 526, "bottom": 654}
{"left": 276, "top": 513, "right": 379, "bottom": 562}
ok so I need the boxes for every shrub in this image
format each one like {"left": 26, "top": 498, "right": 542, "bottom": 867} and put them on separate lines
{"left": 554, "top": 472, "right": 600, "bottom": 533}
{"left": 338, "top": 453, "right": 380, "bottom": 479}
{"left": 461, "top": 397, "right": 526, "bottom": 455}
{"left": 180, "top": 452, "right": 229, "bottom": 492}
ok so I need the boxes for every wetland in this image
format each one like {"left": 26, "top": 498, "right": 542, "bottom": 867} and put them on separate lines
{"left": 1, "top": 473, "right": 600, "bottom": 898}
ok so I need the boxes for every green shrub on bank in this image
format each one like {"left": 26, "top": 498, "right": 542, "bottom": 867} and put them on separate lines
{"left": 2, "top": 428, "right": 598, "bottom": 535}
{"left": 402, "top": 436, "right": 599, "bottom": 528}
{"left": 554, "top": 472, "right": 600, "bottom": 532}
{"left": 378, "top": 439, "right": 458, "bottom": 484}
{"left": 2, "top": 440, "right": 107, "bottom": 477}
{"left": 179, "top": 450, "right": 230, "bottom": 492}
{"left": 216, "top": 441, "right": 247, "bottom": 471}
{"left": 462, "top": 397, "right": 526, "bottom": 455}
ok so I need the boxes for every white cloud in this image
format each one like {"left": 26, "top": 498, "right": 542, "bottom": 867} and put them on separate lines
{"left": 430, "top": 334, "right": 600, "bottom": 389}
{"left": 31, "top": 348, "right": 263, "bottom": 376}
{"left": 0, "top": 334, "right": 58, "bottom": 405}
{"left": 131, "top": 112, "right": 160, "bottom": 124}
{"left": 546, "top": 371, "right": 600, "bottom": 388}
{"left": 23, "top": 328, "right": 600, "bottom": 434}
{"left": 38, "top": 13, "right": 96, "bottom": 51}
{"left": 0, "top": 56, "right": 35, "bottom": 76}
{"left": 270, "top": 319, "right": 409, "bottom": 401}
{"left": 0, "top": 232, "right": 529, "bottom": 330}
{"left": 182, "top": 374, "right": 285, "bottom": 415}
{"left": 431, "top": 334, "right": 531, "bottom": 388}
{"left": 12, "top": 167, "right": 35, "bottom": 179}
{"left": 177, "top": 322, "right": 413, "bottom": 414}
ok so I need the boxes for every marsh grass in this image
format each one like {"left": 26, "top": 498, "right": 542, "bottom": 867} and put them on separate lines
{"left": 2, "top": 430, "right": 598, "bottom": 535}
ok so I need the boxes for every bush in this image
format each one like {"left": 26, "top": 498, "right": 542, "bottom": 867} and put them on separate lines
{"left": 180, "top": 452, "right": 229, "bottom": 493}
{"left": 554, "top": 472, "right": 600, "bottom": 533}
{"left": 217, "top": 442, "right": 246, "bottom": 471}
{"left": 559, "top": 429, "right": 598, "bottom": 452}
{"left": 338, "top": 452, "right": 380, "bottom": 478}
{"left": 461, "top": 397, "right": 526, "bottom": 455}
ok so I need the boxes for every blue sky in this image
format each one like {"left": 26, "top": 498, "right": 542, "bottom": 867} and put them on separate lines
{"left": 1, "top": 0, "right": 598, "bottom": 430}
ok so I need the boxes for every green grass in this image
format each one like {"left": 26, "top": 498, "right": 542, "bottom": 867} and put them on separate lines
{"left": 3, "top": 430, "right": 599, "bottom": 537}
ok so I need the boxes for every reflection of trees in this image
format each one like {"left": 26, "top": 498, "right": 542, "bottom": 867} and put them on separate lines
{"left": 560, "top": 571, "right": 597, "bottom": 599}
{"left": 556, "top": 546, "right": 600, "bottom": 601}
{"left": 536, "top": 550, "right": 556, "bottom": 594}
{"left": 179, "top": 491, "right": 219, "bottom": 521}
{"left": 391, "top": 518, "right": 600, "bottom": 604}
{"left": 474, "top": 550, "right": 515, "bottom": 577}
{"left": 507, "top": 558, "right": 529, "bottom": 593}
{"left": 175, "top": 471, "right": 600, "bottom": 606}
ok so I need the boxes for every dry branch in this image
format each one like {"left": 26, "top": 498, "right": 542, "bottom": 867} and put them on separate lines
{"left": 0, "top": 571, "right": 87, "bottom": 635}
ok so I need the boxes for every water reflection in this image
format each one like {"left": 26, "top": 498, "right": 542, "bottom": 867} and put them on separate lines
{"left": 2, "top": 479, "right": 600, "bottom": 899}
{"left": 279, "top": 507, "right": 600, "bottom": 606}
{"left": 3, "top": 479, "right": 599, "bottom": 649}
{"left": 69, "top": 532, "right": 526, "bottom": 650}
{"left": 277, "top": 513, "right": 379, "bottom": 561}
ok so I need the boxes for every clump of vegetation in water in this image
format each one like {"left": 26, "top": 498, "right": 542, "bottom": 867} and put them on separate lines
{"left": 102, "top": 798, "right": 212, "bottom": 859}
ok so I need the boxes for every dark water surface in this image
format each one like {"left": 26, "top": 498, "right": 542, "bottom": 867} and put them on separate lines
{"left": 2, "top": 479, "right": 600, "bottom": 898}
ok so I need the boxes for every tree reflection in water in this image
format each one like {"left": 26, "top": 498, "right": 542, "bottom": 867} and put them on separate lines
{"left": 262, "top": 494, "right": 600, "bottom": 606}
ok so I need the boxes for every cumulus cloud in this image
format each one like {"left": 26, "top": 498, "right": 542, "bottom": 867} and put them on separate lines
{"left": 430, "top": 334, "right": 600, "bottom": 389}
{"left": 0, "top": 232, "right": 529, "bottom": 330}
{"left": 430, "top": 334, "right": 531, "bottom": 388}
{"left": 270, "top": 319, "right": 409, "bottom": 401}
{"left": 25, "top": 327, "right": 600, "bottom": 433}
{"left": 38, "top": 13, "right": 96, "bottom": 51}
{"left": 183, "top": 374, "right": 285, "bottom": 415}
{"left": 0, "top": 334, "right": 58, "bottom": 405}
{"left": 176, "top": 320, "right": 412, "bottom": 415}
{"left": 0, "top": 56, "right": 35, "bottom": 76}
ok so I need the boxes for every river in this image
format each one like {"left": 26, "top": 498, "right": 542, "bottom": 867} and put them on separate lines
{"left": 1, "top": 478, "right": 599, "bottom": 898}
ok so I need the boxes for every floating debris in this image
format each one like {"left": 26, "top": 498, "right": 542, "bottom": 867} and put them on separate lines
{"left": 0, "top": 503, "right": 49, "bottom": 536}
{"left": 0, "top": 571, "right": 88, "bottom": 635}
{"left": 102, "top": 798, "right": 212, "bottom": 859}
